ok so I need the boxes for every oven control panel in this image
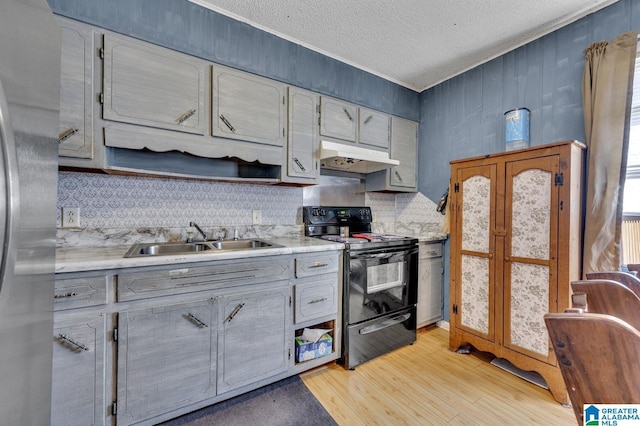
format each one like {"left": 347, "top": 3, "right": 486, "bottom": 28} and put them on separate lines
{"left": 303, "top": 206, "right": 372, "bottom": 225}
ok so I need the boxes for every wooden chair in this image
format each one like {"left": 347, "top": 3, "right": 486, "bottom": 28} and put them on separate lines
{"left": 628, "top": 264, "right": 640, "bottom": 274}
{"left": 585, "top": 271, "right": 640, "bottom": 298}
{"left": 544, "top": 311, "right": 640, "bottom": 424}
{"left": 571, "top": 279, "right": 640, "bottom": 330}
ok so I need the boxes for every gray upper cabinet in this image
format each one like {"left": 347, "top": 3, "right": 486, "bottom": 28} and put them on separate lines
{"left": 102, "top": 33, "right": 208, "bottom": 135}
{"left": 58, "top": 17, "right": 94, "bottom": 159}
{"left": 366, "top": 116, "right": 418, "bottom": 192}
{"left": 51, "top": 314, "right": 106, "bottom": 426}
{"left": 358, "top": 107, "right": 390, "bottom": 150}
{"left": 283, "top": 87, "right": 319, "bottom": 183}
{"left": 319, "top": 96, "right": 357, "bottom": 142}
{"left": 117, "top": 300, "right": 217, "bottom": 425}
{"left": 217, "top": 284, "right": 290, "bottom": 394}
{"left": 212, "top": 66, "right": 286, "bottom": 147}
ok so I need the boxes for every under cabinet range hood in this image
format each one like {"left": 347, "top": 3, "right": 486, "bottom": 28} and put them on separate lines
{"left": 319, "top": 140, "right": 399, "bottom": 173}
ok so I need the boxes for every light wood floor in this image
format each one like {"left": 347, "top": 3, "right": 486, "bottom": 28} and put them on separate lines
{"left": 301, "top": 326, "right": 577, "bottom": 425}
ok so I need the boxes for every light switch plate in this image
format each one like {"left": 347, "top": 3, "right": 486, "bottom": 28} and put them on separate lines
{"left": 252, "top": 210, "right": 262, "bottom": 224}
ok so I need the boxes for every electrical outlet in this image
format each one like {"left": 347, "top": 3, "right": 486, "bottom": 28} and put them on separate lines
{"left": 252, "top": 209, "right": 262, "bottom": 224}
{"left": 62, "top": 207, "right": 80, "bottom": 228}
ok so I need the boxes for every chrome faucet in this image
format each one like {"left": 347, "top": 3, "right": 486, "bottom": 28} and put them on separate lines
{"left": 189, "top": 222, "right": 207, "bottom": 241}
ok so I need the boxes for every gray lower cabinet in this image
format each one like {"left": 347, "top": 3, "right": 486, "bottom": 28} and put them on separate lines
{"left": 51, "top": 313, "right": 106, "bottom": 426}
{"left": 53, "top": 250, "right": 340, "bottom": 425}
{"left": 217, "top": 283, "right": 291, "bottom": 394}
{"left": 116, "top": 299, "right": 217, "bottom": 425}
{"left": 417, "top": 241, "right": 444, "bottom": 327}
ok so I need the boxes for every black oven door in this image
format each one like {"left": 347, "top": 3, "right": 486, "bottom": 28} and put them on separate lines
{"left": 347, "top": 245, "right": 418, "bottom": 324}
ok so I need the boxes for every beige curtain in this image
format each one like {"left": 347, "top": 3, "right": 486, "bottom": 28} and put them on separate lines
{"left": 582, "top": 31, "right": 637, "bottom": 275}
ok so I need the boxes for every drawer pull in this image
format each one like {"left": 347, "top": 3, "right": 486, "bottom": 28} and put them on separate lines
{"left": 309, "top": 262, "right": 328, "bottom": 269}
{"left": 54, "top": 292, "right": 78, "bottom": 299}
{"left": 176, "top": 108, "right": 197, "bottom": 124}
{"left": 219, "top": 114, "right": 236, "bottom": 132}
{"left": 308, "top": 297, "right": 328, "bottom": 305}
{"left": 363, "top": 115, "right": 373, "bottom": 124}
{"left": 58, "top": 127, "right": 79, "bottom": 143}
{"left": 57, "top": 334, "right": 89, "bottom": 351}
{"left": 343, "top": 108, "right": 353, "bottom": 121}
{"left": 225, "top": 302, "right": 245, "bottom": 323}
{"left": 293, "top": 156, "right": 306, "bottom": 171}
{"left": 186, "top": 313, "right": 208, "bottom": 328}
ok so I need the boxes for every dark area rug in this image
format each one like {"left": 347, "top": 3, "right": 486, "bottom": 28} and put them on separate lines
{"left": 159, "top": 375, "right": 337, "bottom": 426}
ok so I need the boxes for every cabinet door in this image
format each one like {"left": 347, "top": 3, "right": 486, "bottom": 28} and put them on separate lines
{"left": 218, "top": 284, "right": 290, "bottom": 394}
{"left": 503, "top": 155, "right": 559, "bottom": 364}
{"left": 358, "top": 107, "right": 390, "bottom": 150}
{"left": 51, "top": 314, "right": 105, "bottom": 426}
{"left": 452, "top": 164, "right": 497, "bottom": 343}
{"left": 212, "top": 66, "right": 286, "bottom": 147}
{"left": 102, "top": 33, "right": 207, "bottom": 135}
{"left": 417, "top": 243, "right": 443, "bottom": 326}
{"left": 319, "top": 97, "right": 357, "bottom": 142}
{"left": 389, "top": 116, "right": 417, "bottom": 189}
{"left": 117, "top": 300, "right": 216, "bottom": 425}
{"left": 286, "top": 87, "right": 318, "bottom": 181}
{"left": 58, "top": 17, "right": 94, "bottom": 159}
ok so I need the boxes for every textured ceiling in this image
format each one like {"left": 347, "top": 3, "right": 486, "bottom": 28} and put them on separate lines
{"left": 189, "top": 0, "right": 618, "bottom": 92}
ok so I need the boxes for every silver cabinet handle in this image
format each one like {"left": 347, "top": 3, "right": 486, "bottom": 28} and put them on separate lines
{"left": 363, "top": 115, "right": 373, "bottom": 124}
{"left": 343, "top": 108, "right": 353, "bottom": 121}
{"left": 309, "top": 262, "right": 328, "bottom": 268}
{"left": 57, "top": 333, "right": 89, "bottom": 351}
{"left": 225, "top": 302, "right": 245, "bottom": 323}
{"left": 186, "top": 312, "right": 208, "bottom": 328}
{"left": 176, "top": 109, "right": 196, "bottom": 124}
{"left": 308, "top": 297, "right": 328, "bottom": 305}
{"left": 293, "top": 157, "right": 306, "bottom": 172}
{"left": 54, "top": 291, "right": 78, "bottom": 299}
{"left": 219, "top": 114, "right": 235, "bottom": 132}
{"left": 394, "top": 170, "right": 403, "bottom": 182}
{"left": 58, "top": 127, "right": 79, "bottom": 143}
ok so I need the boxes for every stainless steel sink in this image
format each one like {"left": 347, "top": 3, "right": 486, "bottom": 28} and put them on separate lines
{"left": 210, "top": 240, "right": 275, "bottom": 250}
{"left": 124, "top": 239, "right": 282, "bottom": 258}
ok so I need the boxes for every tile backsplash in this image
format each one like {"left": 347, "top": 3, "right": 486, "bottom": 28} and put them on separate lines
{"left": 56, "top": 171, "right": 445, "bottom": 246}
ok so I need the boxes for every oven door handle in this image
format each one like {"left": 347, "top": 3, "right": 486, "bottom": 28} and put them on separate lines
{"left": 358, "top": 312, "right": 411, "bottom": 335}
{"left": 351, "top": 252, "right": 396, "bottom": 260}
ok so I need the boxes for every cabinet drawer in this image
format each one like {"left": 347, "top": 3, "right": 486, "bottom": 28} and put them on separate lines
{"left": 420, "top": 242, "right": 442, "bottom": 259}
{"left": 54, "top": 276, "right": 108, "bottom": 310}
{"left": 294, "top": 279, "right": 338, "bottom": 324}
{"left": 118, "top": 257, "right": 290, "bottom": 301}
{"left": 295, "top": 253, "right": 339, "bottom": 278}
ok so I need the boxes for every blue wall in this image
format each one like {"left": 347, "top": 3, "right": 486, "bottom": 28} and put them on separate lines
{"left": 420, "top": 0, "right": 639, "bottom": 322}
{"left": 419, "top": 0, "right": 640, "bottom": 201}
{"left": 47, "top": 0, "right": 419, "bottom": 120}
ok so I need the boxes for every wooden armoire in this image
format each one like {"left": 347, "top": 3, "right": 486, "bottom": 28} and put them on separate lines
{"left": 448, "top": 141, "right": 585, "bottom": 404}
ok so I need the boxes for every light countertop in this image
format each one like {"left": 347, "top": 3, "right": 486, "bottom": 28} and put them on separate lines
{"left": 56, "top": 237, "right": 344, "bottom": 274}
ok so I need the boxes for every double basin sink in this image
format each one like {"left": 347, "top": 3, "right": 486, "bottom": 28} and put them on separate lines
{"left": 124, "top": 239, "right": 283, "bottom": 258}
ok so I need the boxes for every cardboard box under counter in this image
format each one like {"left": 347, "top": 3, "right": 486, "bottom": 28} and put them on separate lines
{"left": 295, "top": 334, "right": 333, "bottom": 363}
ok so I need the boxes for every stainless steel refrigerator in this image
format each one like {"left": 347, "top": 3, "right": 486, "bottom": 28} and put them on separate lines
{"left": 0, "top": 0, "right": 61, "bottom": 424}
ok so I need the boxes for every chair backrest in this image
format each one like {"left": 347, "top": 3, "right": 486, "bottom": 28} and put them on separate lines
{"left": 571, "top": 279, "right": 640, "bottom": 330}
{"left": 544, "top": 311, "right": 640, "bottom": 424}
{"left": 585, "top": 271, "right": 640, "bottom": 298}
{"left": 628, "top": 264, "right": 640, "bottom": 274}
